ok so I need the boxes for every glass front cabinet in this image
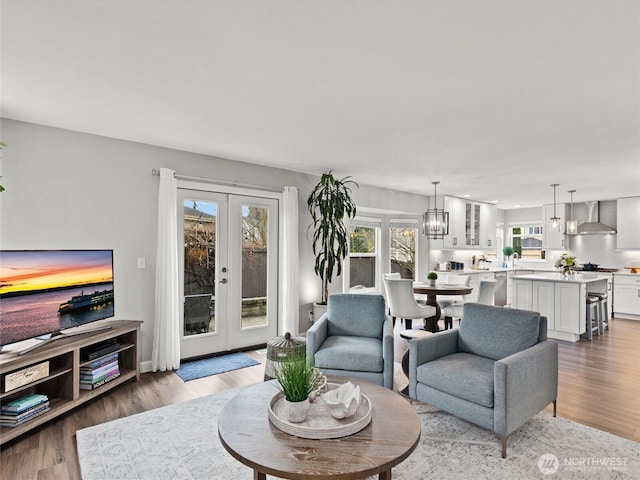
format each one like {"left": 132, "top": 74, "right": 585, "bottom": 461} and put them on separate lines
{"left": 439, "top": 196, "right": 496, "bottom": 250}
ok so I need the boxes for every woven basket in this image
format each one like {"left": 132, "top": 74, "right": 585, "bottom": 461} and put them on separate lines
{"left": 264, "top": 332, "right": 306, "bottom": 380}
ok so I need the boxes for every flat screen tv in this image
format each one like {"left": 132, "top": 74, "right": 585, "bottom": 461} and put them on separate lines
{"left": 0, "top": 250, "right": 115, "bottom": 354}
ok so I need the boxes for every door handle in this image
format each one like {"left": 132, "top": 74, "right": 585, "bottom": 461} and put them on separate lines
{"left": 219, "top": 278, "right": 228, "bottom": 284}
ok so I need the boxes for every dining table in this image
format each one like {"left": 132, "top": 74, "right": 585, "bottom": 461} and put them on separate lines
{"left": 412, "top": 283, "right": 473, "bottom": 332}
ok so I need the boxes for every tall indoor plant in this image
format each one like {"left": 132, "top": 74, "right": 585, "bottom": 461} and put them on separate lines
{"left": 307, "top": 171, "right": 358, "bottom": 305}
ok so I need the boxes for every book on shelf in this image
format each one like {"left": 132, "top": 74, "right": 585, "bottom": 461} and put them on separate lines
{"left": 80, "top": 365, "right": 119, "bottom": 383}
{"left": 80, "top": 360, "right": 119, "bottom": 377}
{"left": 1, "top": 393, "right": 48, "bottom": 414}
{"left": 80, "top": 371, "right": 121, "bottom": 391}
{"left": 0, "top": 401, "right": 50, "bottom": 426}
{"left": 82, "top": 352, "right": 119, "bottom": 370}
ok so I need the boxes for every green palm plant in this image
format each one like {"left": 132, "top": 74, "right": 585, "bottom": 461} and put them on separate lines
{"left": 307, "top": 171, "right": 358, "bottom": 304}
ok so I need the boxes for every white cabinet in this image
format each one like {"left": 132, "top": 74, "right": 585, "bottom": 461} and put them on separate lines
{"left": 542, "top": 203, "right": 566, "bottom": 250}
{"left": 511, "top": 278, "right": 533, "bottom": 310}
{"left": 512, "top": 279, "right": 557, "bottom": 331}
{"left": 440, "top": 196, "right": 496, "bottom": 250}
{"left": 511, "top": 275, "right": 600, "bottom": 342}
{"left": 506, "top": 270, "right": 534, "bottom": 306}
{"left": 464, "top": 201, "right": 481, "bottom": 247}
{"left": 616, "top": 197, "right": 640, "bottom": 249}
{"left": 533, "top": 280, "right": 555, "bottom": 330}
{"left": 480, "top": 203, "right": 497, "bottom": 249}
{"left": 614, "top": 275, "right": 640, "bottom": 319}
{"left": 554, "top": 282, "right": 584, "bottom": 334}
{"left": 441, "top": 196, "right": 465, "bottom": 249}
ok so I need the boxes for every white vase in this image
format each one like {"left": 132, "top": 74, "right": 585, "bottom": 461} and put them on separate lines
{"left": 284, "top": 398, "right": 309, "bottom": 423}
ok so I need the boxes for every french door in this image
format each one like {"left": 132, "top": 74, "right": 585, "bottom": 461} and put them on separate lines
{"left": 178, "top": 189, "right": 278, "bottom": 359}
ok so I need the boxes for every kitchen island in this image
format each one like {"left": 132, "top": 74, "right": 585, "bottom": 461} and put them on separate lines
{"left": 511, "top": 273, "right": 612, "bottom": 342}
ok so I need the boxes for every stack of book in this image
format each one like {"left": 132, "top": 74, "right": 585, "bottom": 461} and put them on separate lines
{"left": 80, "top": 352, "right": 120, "bottom": 391}
{"left": 1, "top": 393, "right": 50, "bottom": 427}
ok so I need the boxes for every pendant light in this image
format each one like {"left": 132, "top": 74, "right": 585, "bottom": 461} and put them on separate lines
{"left": 566, "top": 190, "right": 577, "bottom": 235}
{"left": 422, "top": 181, "right": 449, "bottom": 239}
{"left": 549, "top": 184, "right": 561, "bottom": 233}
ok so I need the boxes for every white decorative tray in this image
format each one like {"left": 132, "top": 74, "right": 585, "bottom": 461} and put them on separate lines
{"left": 268, "top": 382, "right": 372, "bottom": 439}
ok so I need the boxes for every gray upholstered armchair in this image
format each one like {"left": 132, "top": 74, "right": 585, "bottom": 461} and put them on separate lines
{"left": 306, "top": 294, "right": 394, "bottom": 389}
{"left": 409, "top": 303, "right": 558, "bottom": 458}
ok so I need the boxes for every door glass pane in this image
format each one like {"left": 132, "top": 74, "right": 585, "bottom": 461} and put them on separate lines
{"left": 183, "top": 199, "right": 216, "bottom": 336}
{"left": 241, "top": 205, "right": 268, "bottom": 329}
{"left": 349, "top": 226, "right": 377, "bottom": 288}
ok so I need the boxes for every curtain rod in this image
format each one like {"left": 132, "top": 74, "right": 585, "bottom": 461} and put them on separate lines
{"left": 151, "top": 168, "right": 282, "bottom": 193}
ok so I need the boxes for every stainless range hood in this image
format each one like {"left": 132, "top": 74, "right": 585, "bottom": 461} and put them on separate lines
{"left": 577, "top": 201, "right": 617, "bottom": 235}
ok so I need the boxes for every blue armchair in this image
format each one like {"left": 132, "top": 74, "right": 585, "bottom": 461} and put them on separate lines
{"left": 409, "top": 303, "right": 558, "bottom": 458}
{"left": 306, "top": 294, "right": 394, "bottom": 389}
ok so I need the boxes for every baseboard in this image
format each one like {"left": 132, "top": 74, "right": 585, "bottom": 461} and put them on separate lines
{"left": 140, "top": 360, "right": 153, "bottom": 373}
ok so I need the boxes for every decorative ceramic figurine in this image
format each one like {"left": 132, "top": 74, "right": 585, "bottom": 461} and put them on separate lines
{"left": 322, "top": 381, "right": 361, "bottom": 419}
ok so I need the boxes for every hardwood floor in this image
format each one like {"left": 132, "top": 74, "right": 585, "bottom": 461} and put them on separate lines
{"left": 1, "top": 318, "right": 638, "bottom": 480}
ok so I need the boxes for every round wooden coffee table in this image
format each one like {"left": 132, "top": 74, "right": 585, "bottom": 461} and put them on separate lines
{"left": 218, "top": 378, "right": 421, "bottom": 480}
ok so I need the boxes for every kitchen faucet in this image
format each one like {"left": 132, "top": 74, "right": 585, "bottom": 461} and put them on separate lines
{"left": 512, "top": 252, "right": 520, "bottom": 268}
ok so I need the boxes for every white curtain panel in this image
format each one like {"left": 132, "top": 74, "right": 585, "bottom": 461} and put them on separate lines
{"left": 282, "top": 186, "right": 299, "bottom": 335}
{"left": 152, "top": 168, "right": 181, "bottom": 371}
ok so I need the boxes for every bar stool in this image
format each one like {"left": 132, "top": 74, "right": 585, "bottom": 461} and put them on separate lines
{"left": 585, "top": 296, "right": 600, "bottom": 341}
{"left": 588, "top": 292, "right": 609, "bottom": 333}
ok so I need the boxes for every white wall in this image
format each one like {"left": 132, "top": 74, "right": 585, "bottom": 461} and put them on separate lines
{"left": 0, "top": 119, "right": 429, "bottom": 363}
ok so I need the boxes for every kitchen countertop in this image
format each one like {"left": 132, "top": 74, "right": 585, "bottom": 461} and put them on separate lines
{"left": 613, "top": 271, "right": 640, "bottom": 277}
{"left": 510, "top": 272, "right": 612, "bottom": 284}
{"left": 445, "top": 267, "right": 557, "bottom": 274}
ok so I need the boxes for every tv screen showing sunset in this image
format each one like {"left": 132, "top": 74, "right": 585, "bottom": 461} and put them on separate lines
{"left": 0, "top": 250, "right": 113, "bottom": 296}
{"left": 0, "top": 250, "right": 115, "bottom": 346}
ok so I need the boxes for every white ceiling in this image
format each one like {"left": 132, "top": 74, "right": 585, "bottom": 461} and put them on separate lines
{"left": 1, "top": 1, "right": 639, "bottom": 208}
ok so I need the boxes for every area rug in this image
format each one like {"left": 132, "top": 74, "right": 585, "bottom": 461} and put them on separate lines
{"left": 77, "top": 386, "right": 640, "bottom": 480}
{"left": 174, "top": 353, "right": 260, "bottom": 381}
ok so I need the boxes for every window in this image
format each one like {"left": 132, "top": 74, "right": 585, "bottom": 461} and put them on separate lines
{"left": 348, "top": 218, "right": 381, "bottom": 289}
{"left": 389, "top": 220, "right": 418, "bottom": 280}
{"left": 509, "top": 224, "right": 544, "bottom": 259}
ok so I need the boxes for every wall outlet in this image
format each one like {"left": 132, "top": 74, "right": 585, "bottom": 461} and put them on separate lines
{"left": 137, "top": 257, "right": 146, "bottom": 269}
{"left": 308, "top": 310, "right": 314, "bottom": 323}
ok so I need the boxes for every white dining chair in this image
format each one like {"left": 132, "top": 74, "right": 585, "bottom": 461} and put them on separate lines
{"left": 442, "top": 279, "right": 497, "bottom": 329}
{"left": 436, "top": 274, "right": 471, "bottom": 310}
{"left": 384, "top": 278, "right": 436, "bottom": 330}
{"left": 381, "top": 273, "right": 401, "bottom": 325}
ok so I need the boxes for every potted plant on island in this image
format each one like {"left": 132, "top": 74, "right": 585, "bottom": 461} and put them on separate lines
{"left": 275, "top": 352, "right": 319, "bottom": 423}
{"left": 307, "top": 171, "right": 358, "bottom": 318}
{"left": 502, "top": 246, "right": 514, "bottom": 268}
{"left": 427, "top": 271, "right": 438, "bottom": 287}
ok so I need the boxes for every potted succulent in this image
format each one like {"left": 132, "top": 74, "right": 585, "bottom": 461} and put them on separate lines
{"left": 275, "top": 352, "right": 321, "bottom": 423}
{"left": 307, "top": 171, "right": 358, "bottom": 313}
{"left": 427, "top": 271, "right": 438, "bottom": 287}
